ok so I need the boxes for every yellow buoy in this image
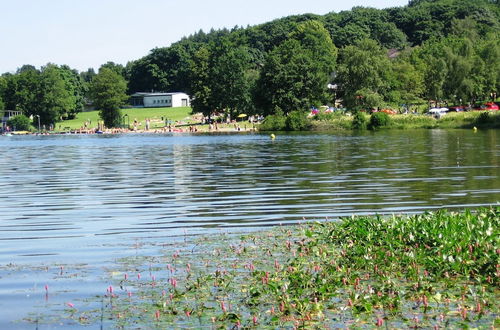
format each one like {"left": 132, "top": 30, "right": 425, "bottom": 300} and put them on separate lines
{"left": 270, "top": 134, "right": 276, "bottom": 139}
{"left": 473, "top": 126, "right": 478, "bottom": 131}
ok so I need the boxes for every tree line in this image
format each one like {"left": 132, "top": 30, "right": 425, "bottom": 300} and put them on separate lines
{"left": 1, "top": 0, "right": 499, "bottom": 128}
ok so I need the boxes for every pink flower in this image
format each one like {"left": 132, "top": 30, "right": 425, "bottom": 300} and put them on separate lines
{"left": 461, "top": 307, "right": 467, "bottom": 320}
{"left": 221, "top": 301, "right": 227, "bottom": 313}
{"left": 66, "top": 302, "right": 74, "bottom": 308}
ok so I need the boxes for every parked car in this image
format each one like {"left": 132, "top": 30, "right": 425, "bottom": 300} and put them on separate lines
{"left": 473, "top": 103, "right": 499, "bottom": 111}
{"left": 427, "top": 108, "right": 448, "bottom": 118}
{"left": 448, "top": 105, "right": 466, "bottom": 112}
{"left": 485, "top": 102, "right": 499, "bottom": 110}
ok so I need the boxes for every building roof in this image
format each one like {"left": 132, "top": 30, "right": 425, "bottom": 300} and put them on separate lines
{"left": 131, "top": 92, "right": 188, "bottom": 97}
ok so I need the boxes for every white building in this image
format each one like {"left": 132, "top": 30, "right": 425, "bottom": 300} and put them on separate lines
{"left": 130, "top": 92, "right": 190, "bottom": 108}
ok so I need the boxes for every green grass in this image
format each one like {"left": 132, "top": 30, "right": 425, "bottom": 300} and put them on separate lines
{"left": 54, "top": 107, "right": 194, "bottom": 131}
{"left": 27, "top": 208, "right": 499, "bottom": 328}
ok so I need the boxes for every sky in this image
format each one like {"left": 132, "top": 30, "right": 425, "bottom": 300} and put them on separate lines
{"left": 0, "top": 0, "right": 409, "bottom": 74}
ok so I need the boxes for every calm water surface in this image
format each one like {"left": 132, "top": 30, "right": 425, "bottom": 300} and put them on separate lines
{"left": 0, "top": 130, "right": 499, "bottom": 328}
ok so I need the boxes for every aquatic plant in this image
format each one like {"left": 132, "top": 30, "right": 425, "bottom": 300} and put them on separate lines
{"left": 25, "top": 208, "right": 499, "bottom": 328}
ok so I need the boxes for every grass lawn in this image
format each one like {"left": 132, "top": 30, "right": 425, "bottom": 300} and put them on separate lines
{"left": 55, "top": 107, "right": 194, "bottom": 131}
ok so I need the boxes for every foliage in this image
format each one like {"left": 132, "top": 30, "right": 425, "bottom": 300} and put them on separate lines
{"left": 7, "top": 115, "right": 32, "bottom": 131}
{"left": 90, "top": 67, "right": 128, "bottom": 128}
{"left": 35, "top": 64, "right": 80, "bottom": 126}
{"left": 471, "top": 111, "right": 500, "bottom": 128}
{"left": 285, "top": 110, "right": 311, "bottom": 131}
{"left": 352, "top": 111, "right": 368, "bottom": 130}
{"left": 0, "top": 64, "right": 86, "bottom": 126}
{"left": 188, "top": 38, "right": 255, "bottom": 119}
{"left": 337, "top": 39, "right": 390, "bottom": 110}
{"left": 127, "top": 43, "right": 194, "bottom": 95}
{"left": 476, "top": 111, "right": 491, "bottom": 125}
{"left": 387, "top": 55, "right": 425, "bottom": 106}
{"left": 326, "top": 7, "right": 408, "bottom": 49}
{"left": 208, "top": 38, "right": 254, "bottom": 118}
{"left": 258, "top": 113, "right": 286, "bottom": 131}
{"left": 368, "top": 111, "right": 391, "bottom": 129}
{"left": 254, "top": 20, "right": 337, "bottom": 115}
{"left": 188, "top": 46, "right": 213, "bottom": 117}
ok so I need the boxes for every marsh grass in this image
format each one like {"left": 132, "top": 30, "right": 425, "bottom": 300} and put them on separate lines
{"left": 27, "top": 208, "right": 499, "bottom": 328}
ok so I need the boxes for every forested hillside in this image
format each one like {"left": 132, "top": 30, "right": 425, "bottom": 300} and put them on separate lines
{"left": 1, "top": 0, "right": 499, "bottom": 126}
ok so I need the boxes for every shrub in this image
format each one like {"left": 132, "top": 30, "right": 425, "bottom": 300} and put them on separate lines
{"left": 259, "top": 114, "right": 286, "bottom": 131}
{"left": 285, "top": 110, "right": 310, "bottom": 131}
{"left": 352, "top": 111, "right": 367, "bottom": 130}
{"left": 368, "top": 111, "right": 391, "bottom": 129}
{"left": 7, "top": 115, "right": 33, "bottom": 131}
{"left": 476, "top": 111, "right": 491, "bottom": 125}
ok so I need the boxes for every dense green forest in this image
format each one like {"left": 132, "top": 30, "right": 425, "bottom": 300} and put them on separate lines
{"left": 1, "top": 0, "right": 499, "bottom": 127}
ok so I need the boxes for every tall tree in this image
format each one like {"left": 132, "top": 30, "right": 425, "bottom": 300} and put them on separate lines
{"left": 36, "top": 64, "right": 76, "bottom": 126}
{"left": 336, "top": 39, "right": 391, "bottom": 110}
{"left": 13, "top": 66, "right": 40, "bottom": 114}
{"left": 209, "top": 38, "right": 253, "bottom": 118}
{"left": 0, "top": 76, "right": 6, "bottom": 110}
{"left": 387, "top": 57, "right": 425, "bottom": 108}
{"left": 189, "top": 46, "right": 213, "bottom": 117}
{"left": 90, "top": 67, "right": 128, "bottom": 128}
{"left": 256, "top": 20, "right": 337, "bottom": 115}
{"left": 58, "top": 65, "right": 86, "bottom": 119}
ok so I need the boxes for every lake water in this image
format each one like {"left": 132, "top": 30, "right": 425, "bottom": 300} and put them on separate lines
{"left": 0, "top": 129, "right": 499, "bottom": 328}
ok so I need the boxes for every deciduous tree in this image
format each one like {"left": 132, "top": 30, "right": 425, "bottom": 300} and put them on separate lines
{"left": 337, "top": 39, "right": 390, "bottom": 110}
{"left": 256, "top": 20, "right": 337, "bottom": 115}
{"left": 90, "top": 67, "right": 128, "bottom": 128}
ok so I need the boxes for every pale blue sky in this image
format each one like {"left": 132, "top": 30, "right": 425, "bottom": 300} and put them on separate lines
{"left": 0, "top": 0, "right": 408, "bottom": 73}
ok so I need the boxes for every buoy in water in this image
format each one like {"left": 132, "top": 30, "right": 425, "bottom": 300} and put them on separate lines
{"left": 270, "top": 134, "right": 275, "bottom": 139}
{"left": 473, "top": 126, "right": 478, "bottom": 132}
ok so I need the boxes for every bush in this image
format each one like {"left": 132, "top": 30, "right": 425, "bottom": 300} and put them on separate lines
{"left": 476, "top": 111, "right": 491, "bottom": 125}
{"left": 259, "top": 114, "right": 286, "bottom": 131}
{"left": 368, "top": 111, "right": 391, "bottom": 129}
{"left": 7, "top": 115, "right": 32, "bottom": 131}
{"left": 285, "top": 110, "right": 310, "bottom": 131}
{"left": 352, "top": 111, "right": 367, "bottom": 130}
